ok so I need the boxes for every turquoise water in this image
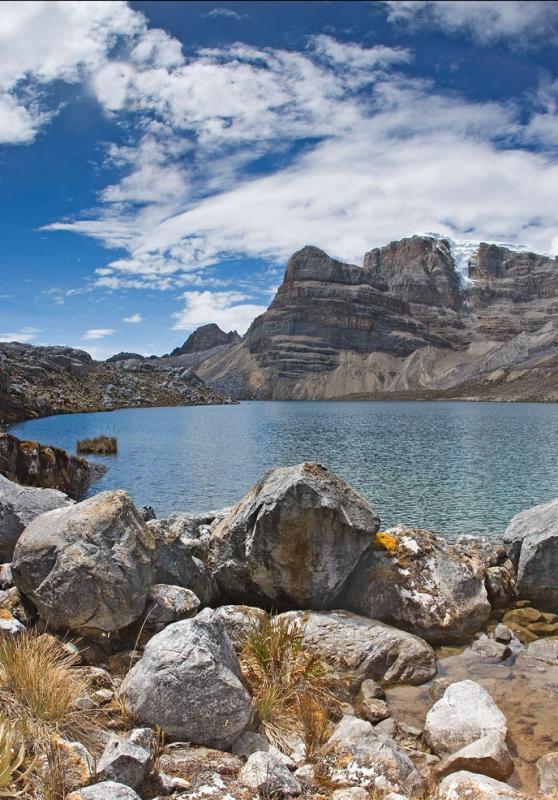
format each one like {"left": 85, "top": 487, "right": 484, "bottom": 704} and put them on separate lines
{"left": 10, "top": 401, "right": 558, "bottom": 537}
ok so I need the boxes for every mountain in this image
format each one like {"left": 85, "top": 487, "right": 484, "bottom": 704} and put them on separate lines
{"left": 192, "top": 235, "right": 558, "bottom": 401}
{"left": 169, "top": 324, "right": 241, "bottom": 357}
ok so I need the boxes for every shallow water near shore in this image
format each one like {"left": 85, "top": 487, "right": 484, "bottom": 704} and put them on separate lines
{"left": 387, "top": 647, "right": 558, "bottom": 792}
{"left": 10, "top": 400, "right": 558, "bottom": 537}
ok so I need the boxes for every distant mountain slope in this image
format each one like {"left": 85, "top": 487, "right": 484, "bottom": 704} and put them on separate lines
{"left": 191, "top": 235, "right": 558, "bottom": 401}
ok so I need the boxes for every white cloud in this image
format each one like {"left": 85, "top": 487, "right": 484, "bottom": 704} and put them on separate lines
{"left": 384, "top": 1, "right": 558, "bottom": 46}
{"left": 203, "top": 8, "right": 243, "bottom": 19}
{"left": 0, "top": 327, "right": 42, "bottom": 343}
{"left": 172, "top": 291, "right": 267, "bottom": 335}
{"left": 123, "top": 313, "right": 142, "bottom": 323}
{"left": 82, "top": 328, "right": 116, "bottom": 340}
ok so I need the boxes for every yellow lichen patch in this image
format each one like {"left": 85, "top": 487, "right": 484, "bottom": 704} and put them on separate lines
{"left": 375, "top": 531, "right": 399, "bottom": 553}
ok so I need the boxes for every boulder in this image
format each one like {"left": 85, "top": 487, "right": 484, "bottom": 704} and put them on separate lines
{"left": 208, "top": 462, "right": 380, "bottom": 609}
{"left": 119, "top": 608, "right": 252, "bottom": 747}
{"left": 486, "top": 564, "right": 516, "bottom": 609}
{"left": 424, "top": 680, "right": 509, "bottom": 760}
{"left": 504, "top": 498, "right": 558, "bottom": 611}
{"left": 339, "top": 526, "right": 490, "bottom": 644}
{"left": 212, "top": 604, "right": 268, "bottom": 646}
{"left": 277, "top": 610, "right": 436, "bottom": 688}
{"left": 355, "top": 679, "right": 390, "bottom": 724}
{"left": 12, "top": 490, "right": 154, "bottom": 636}
{"left": 436, "top": 732, "right": 514, "bottom": 781}
{"left": 239, "top": 751, "right": 302, "bottom": 796}
{"left": 327, "top": 715, "right": 424, "bottom": 796}
{"left": 96, "top": 735, "right": 151, "bottom": 789}
{"left": 0, "top": 473, "right": 73, "bottom": 561}
{"left": 149, "top": 520, "right": 219, "bottom": 606}
{"left": 537, "top": 751, "right": 558, "bottom": 794}
{"left": 67, "top": 783, "right": 141, "bottom": 800}
{"left": 232, "top": 731, "right": 294, "bottom": 768}
{"left": 437, "top": 770, "right": 523, "bottom": 800}
{"left": 470, "top": 635, "right": 511, "bottom": 663}
{"left": 145, "top": 584, "right": 200, "bottom": 629}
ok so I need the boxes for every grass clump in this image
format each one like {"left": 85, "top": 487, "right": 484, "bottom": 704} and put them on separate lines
{"left": 0, "top": 632, "right": 101, "bottom": 798}
{"left": 239, "top": 616, "right": 342, "bottom": 755}
{"left": 76, "top": 435, "right": 117, "bottom": 455}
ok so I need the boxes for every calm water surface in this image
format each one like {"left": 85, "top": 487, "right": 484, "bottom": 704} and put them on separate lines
{"left": 10, "top": 400, "right": 558, "bottom": 537}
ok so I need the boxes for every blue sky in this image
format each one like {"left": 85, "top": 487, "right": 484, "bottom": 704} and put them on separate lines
{"left": 1, "top": 0, "right": 558, "bottom": 359}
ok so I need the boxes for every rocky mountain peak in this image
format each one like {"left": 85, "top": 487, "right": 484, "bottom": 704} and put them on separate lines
{"left": 170, "top": 324, "right": 241, "bottom": 357}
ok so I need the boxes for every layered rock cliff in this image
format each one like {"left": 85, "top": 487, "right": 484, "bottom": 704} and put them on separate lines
{"left": 193, "top": 236, "right": 558, "bottom": 401}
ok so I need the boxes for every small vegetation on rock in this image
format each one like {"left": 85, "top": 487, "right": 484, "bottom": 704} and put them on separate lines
{"left": 239, "top": 616, "right": 342, "bottom": 753}
{"left": 76, "top": 435, "right": 117, "bottom": 455}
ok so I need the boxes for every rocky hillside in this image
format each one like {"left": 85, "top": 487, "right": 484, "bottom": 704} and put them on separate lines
{"left": 0, "top": 342, "right": 227, "bottom": 424}
{"left": 169, "top": 323, "right": 241, "bottom": 357}
{"left": 191, "top": 236, "right": 558, "bottom": 401}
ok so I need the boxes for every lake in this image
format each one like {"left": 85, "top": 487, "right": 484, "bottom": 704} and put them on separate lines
{"left": 10, "top": 400, "right": 558, "bottom": 538}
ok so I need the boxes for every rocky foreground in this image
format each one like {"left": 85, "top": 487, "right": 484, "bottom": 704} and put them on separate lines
{"left": 0, "top": 342, "right": 228, "bottom": 424}
{"left": 1, "top": 451, "right": 558, "bottom": 798}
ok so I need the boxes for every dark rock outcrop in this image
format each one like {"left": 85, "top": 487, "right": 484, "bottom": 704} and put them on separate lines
{"left": 0, "top": 433, "right": 95, "bottom": 500}
{"left": 170, "top": 324, "right": 240, "bottom": 357}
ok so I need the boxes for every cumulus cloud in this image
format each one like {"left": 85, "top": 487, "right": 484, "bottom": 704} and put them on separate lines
{"left": 172, "top": 291, "right": 267, "bottom": 334}
{"left": 82, "top": 328, "right": 116, "bottom": 340}
{"left": 123, "top": 313, "right": 143, "bottom": 323}
{"left": 383, "top": 1, "right": 558, "bottom": 46}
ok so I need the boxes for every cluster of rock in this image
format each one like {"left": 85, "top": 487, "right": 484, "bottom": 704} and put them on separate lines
{"left": 1, "top": 457, "right": 558, "bottom": 798}
{"left": 188, "top": 236, "right": 558, "bottom": 402}
{"left": 0, "top": 342, "right": 227, "bottom": 424}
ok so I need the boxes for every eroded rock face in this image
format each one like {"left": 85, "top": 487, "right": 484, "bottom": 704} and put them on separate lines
{"left": 0, "top": 433, "right": 95, "bottom": 500}
{"left": 0, "top": 473, "right": 73, "bottom": 562}
{"left": 209, "top": 462, "right": 380, "bottom": 609}
{"left": 504, "top": 498, "right": 558, "bottom": 611}
{"left": 119, "top": 609, "right": 252, "bottom": 747}
{"left": 338, "top": 527, "right": 490, "bottom": 644}
{"left": 12, "top": 490, "right": 154, "bottom": 635}
{"left": 277, "top": 610, "right": 436, "bottom": 688}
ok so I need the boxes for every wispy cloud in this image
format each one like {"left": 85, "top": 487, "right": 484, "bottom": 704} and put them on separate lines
{"left": 81, "top": 328, "right": 116, "bottom": 340}
{"left": 202, "top": 7, "right": 243, "bottom": 20}
{"left": 0, "top": 326, "right": 42, "bottom": 343}
{"left": 383, "top": 1, "right": 558, "bottom": 47}
{"left": 123, "top": 312, "right": 143, "bottom": 323}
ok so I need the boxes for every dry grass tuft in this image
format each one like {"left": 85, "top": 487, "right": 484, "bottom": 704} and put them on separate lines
{"left": 0, "top": 632, "right": 102, "bottom": 798}
{"left": 239, "top": 615, "right": 342, "bottom": 754}
{"left": 0, "top": 717, "right": 31, "bottom": 797}
{"left": 76, "top": 435, "right": 117, "bottom": 455}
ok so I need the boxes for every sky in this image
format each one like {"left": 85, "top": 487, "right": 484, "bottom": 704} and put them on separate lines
{"left": 1, "top": 0, "right": 558, "bottom": 359}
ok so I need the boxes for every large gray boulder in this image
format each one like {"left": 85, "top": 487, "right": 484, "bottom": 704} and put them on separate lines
{"left": 424, "top": 680, "right": 509, "bottom": 764}
{"left": 12, "top": 490, "right": 154, "bottom": 636}
{"left": 119, "top": 608, "right": 252, "bottom": 748}
{"left": 0, "top": 473, "right": 73, "bottom": 561}
{"left": 338, "top": 526, "right": 490, "bottom": 644}
{"left": 504, "top": 498, "right": 558, "bottom": 611}
{"left": 437, "top": 771, "right": 523, "bottom": 800}
{"left": 208, "top": 462, "right": 380, "bottom": 608}
{"left": 277, "top": 610, "right": 436, "bottom": 688}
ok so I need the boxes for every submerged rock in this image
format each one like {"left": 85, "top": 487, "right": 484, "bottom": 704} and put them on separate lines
{"left": 504, "top": 498, "right": 558, "bottom": 611}
{"left": 119, "top": 608, "right": 252, "bottom": 747}
{"left": 209, "top": 462, "right": 380, "bottom": 609}
{"left": 277, "top": 610, "right": 436, "bottom": 688}
{"left": 12, "top": 490, "right": 154, "bottom": 636}
{"left": 338, "top": 526, "right": 491, "bottom": 644}
{"left": 0, "top": 473, "right": 73, "bottom": 561}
